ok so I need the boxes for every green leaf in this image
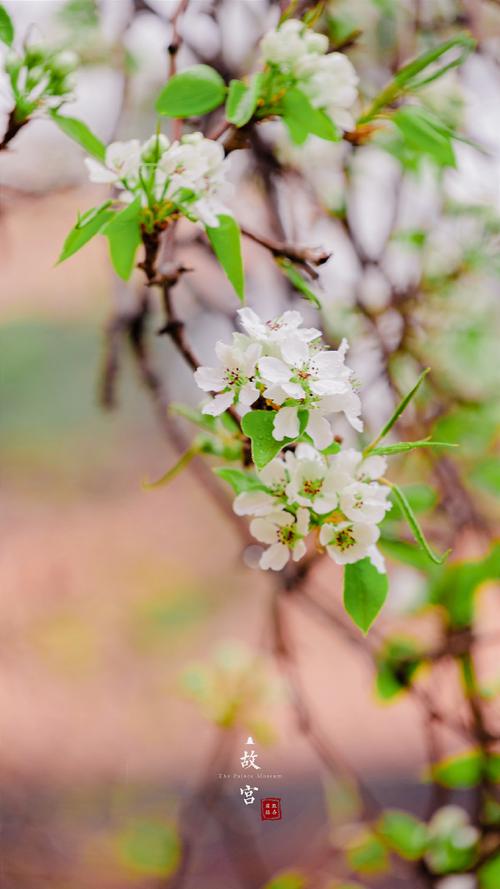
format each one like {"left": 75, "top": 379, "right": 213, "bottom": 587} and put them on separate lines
{"left": 0, "top": 3, "right": 14, "bottom": 46}
{"left": 57, "top": 203, "right": 114, "bottom": 263}
{"left": 102, "top": 198, "right": 142, "bottom": 280}
{"left": 321, "top": 441, "right": 341, "bottom": 455}
{"left": 375, "top": 638, "right": 422, "bottom": 700}
{"left": 156, "top": 64, "right": 226, "bottom": 117}
{"left": 429, "top": 544, "right": 500, "bottom": 628}
{"left": 470, "top": 457, "right": 500, "bottom": 495}
{"left": 343, "top": 558, "right": 388, "bottom": 634}
{"left": 276, "top": 257, "right": 321, "bottom": 308}
{"left": 346, "top": 830, "right": 389, "bottom": 876}
{"left": 486, "top": 753, "right": 500, "bottom": 782}
{"left": 479, "top": 853, "right": 500, "bottom": 888}
{"left": 214, "top": 467, "right": 266, "bottom": 495}
{"left": 366, "top": 368, "right": 429, "bottom": 450}
{"left": 205, "top": 214, "right": 245, "bottom": 300}
{"left": 393, "top": 33, "right": 475, "bottom": 91}
{"left": 50, "top": 112, "right": 106, "bottom": 161}
{"left": 389, "top": 483, "right": 450, "bottom": 565}
{"left": 359, "top": 35, "right": 475, "bottom": 122}
{"left": 432, "top": 750, "right": 483, "bottom": 788}
{"left": 392, "top": 106, "right": 456, "bottom": 168}
{"left": 377, "top": 810, "right": 428, "bottom": 860}
{"left": 226, "top": 73, "right": 263, "bottom": 127}
{"left": 282, "top": 87, "right": 340, "bottom": 144}
{"left": 116, "top": 819, "right": 181, "bottom": 878}
{"left": 371, "top": 439, "right": 458, "bottom": 456}
{"left": 241, "top": 409, "right": 307, "bottom": 470}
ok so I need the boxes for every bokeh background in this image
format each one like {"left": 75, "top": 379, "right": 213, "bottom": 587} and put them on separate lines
{"left": 1, "top": 1, "right": 500, "bottom": 887}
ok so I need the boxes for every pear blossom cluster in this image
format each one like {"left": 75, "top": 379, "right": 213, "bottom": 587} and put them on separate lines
{"left": 85, "top": 131, "right": 230, "bottom": 227}
{"left": 2, "top": 44, "right": 78, "bottom": 125}
{"left": 260, "top": 19, "right": 359, "bottom": 132}
{"left": 194, "top": 308, "right": 392, "bottom": 572}
{"left": 194, "top": 307, "right": 363, "bottom": 448}
{"left": 236, "top": 443, "right": 391, "bottom": 571}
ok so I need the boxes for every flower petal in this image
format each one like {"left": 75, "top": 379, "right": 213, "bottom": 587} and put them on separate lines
{"left": 306, "top": 412, "right": 333, "bottom": 449}
{"left": 273, "top": 406, "right": 299, "bottom": 441}
{"left": 258, "top": 356, "right": 291, "bottom": 383}
{"left": 202, "top": 390, "right": 234, "bottom": 416}
{"left": 260, "top": 542, "right": 290, "bottom": 571}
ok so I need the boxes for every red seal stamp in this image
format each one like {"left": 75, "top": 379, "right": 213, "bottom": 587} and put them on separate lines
{"left": 261, "top": 797, "right": 282, "bottom": 821}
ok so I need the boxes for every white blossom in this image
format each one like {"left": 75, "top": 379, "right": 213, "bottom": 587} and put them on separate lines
{"left": 250, "top": 508, "right": 309, "bottom": 570}
{"left": 319, "top": 520, "right": 381, "bottom": 566}
{"left": 238, "top": 308, "right": 320, "bottom": 349}
{"left": 194, "top": 337, "right": 261, "bottom": 416}
{"left": 85, "top": 131, "right": 231, "bottom": 226}
{"left": 85, "top": 139, "right": 142, "bottom": 185}
{"left": 258, "top": 335, "right": 362, "bottom": 446}
{"left": 295, "top": 52, "right": 359, "bottom": 131}
{"left": 233, "top": 456, "right": 288, "bottom": 516}
{"left": 285, "top": 444, "right": 340, "bottom": 514}
{"left": 259, "top": 20, "right": 359, "bottom": 133}
{"left": 158, "top": 131, "right": 229, "bottom": 226}
{"left": 260, "top": 19, "right": 328, "bottom": 70}
{"left": 339, "top": 480, "right": 392, "bottom": 524}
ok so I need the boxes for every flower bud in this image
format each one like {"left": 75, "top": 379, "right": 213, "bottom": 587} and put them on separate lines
{"left": 140, "top": 133, "right": 170, "bottom": 162}
{"left": 51, "top": 50, "right": 79, "bottom": 76}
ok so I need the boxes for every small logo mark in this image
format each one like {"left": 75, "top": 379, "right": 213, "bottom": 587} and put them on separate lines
{"left": 261, "top": 797, "right": 282, "bottom": 821}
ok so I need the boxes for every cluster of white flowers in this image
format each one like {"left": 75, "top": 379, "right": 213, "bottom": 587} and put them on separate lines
{"left": 194, "top": 308, "right": 391, "bottom": 572}
{"left": 194, "top": 307, "right": 362, "bottom": 447}
{"left": 236, "top": 444, "right": 391, "bottom": 571}
{"left": 2, "top": 46, "right": 78, "bottom": 125}
{"left": 260, "top": 19, "right": 359, "bottom": 131}
{"left": 85, "top": 131, "right": 230, "bottom": 227}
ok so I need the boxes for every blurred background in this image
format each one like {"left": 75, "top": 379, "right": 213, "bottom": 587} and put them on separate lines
{"left": 1, "top": 1, "right": 499, "bottom": 887}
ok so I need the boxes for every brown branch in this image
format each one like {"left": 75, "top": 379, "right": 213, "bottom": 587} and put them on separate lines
{"left": 0, "top": 110, "right": 28, "bottom": 151}
{"left": 240, "top": 225, "right": 331, "bottom": 275}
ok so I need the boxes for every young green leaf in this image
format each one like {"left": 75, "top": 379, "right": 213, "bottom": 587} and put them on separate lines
{"left": 388, "top": 483, "right": 450, "bottom": 565}
{"left": 214, "top": 467, "right": 266, "bottom": 495}
{"left": 377, "top": 810, "right": 428, "bottom": 860}
{"left": 393, "top": 33, "right": 475, "bottom": 91}
{"left": 429, "top": 543, "right": 500, "bottom": 628}
{"left": 50, "top": 112, "right": 106, "bottom": 161}
{"left": 282, "top": 87, "right": 339, "bottom": 144}
{"left": 370, "top": 439, "right": 458, "bottom": 456}
{"left": 359, "top": 34, "right": 475, "bottom": 122}
{"left": 57, "top": 203, "right": 114, "bottom": 264}
{"left": 241, "top": 410, "right": 307, "bottom": 470}
{"left": 276, "top": 257, "right": 321, "bottom": 308}
{"left": 0, "top": 3, "right": 14, "bottom": 46}
{"left": 375, "top": 638, "right": 422, "bottom": 700}
{"left": 205, "top": 214, "right": 245, "bottom": 301}
{"left": 346, "top": 830, "right": 389, "bottom": 875}
{"left": 226, "top": 74, "right": 263, "bottom": 127}
{"left": 102, "top": 198, "right": 142, "bottom": 280}
{"left": 156, "top": 64, "right": 226, "bottom": 117}
{"left": 343, "top": 558, "right": 388, "bottom": 634}
{"left": 432, "top": 750, "right": 483, "bottom": 788}
{"left": 392, "top": 106, "right": 456, "bottom": 168}
{"left": 366, "top": 368, "right": 430, "bottom": 451}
